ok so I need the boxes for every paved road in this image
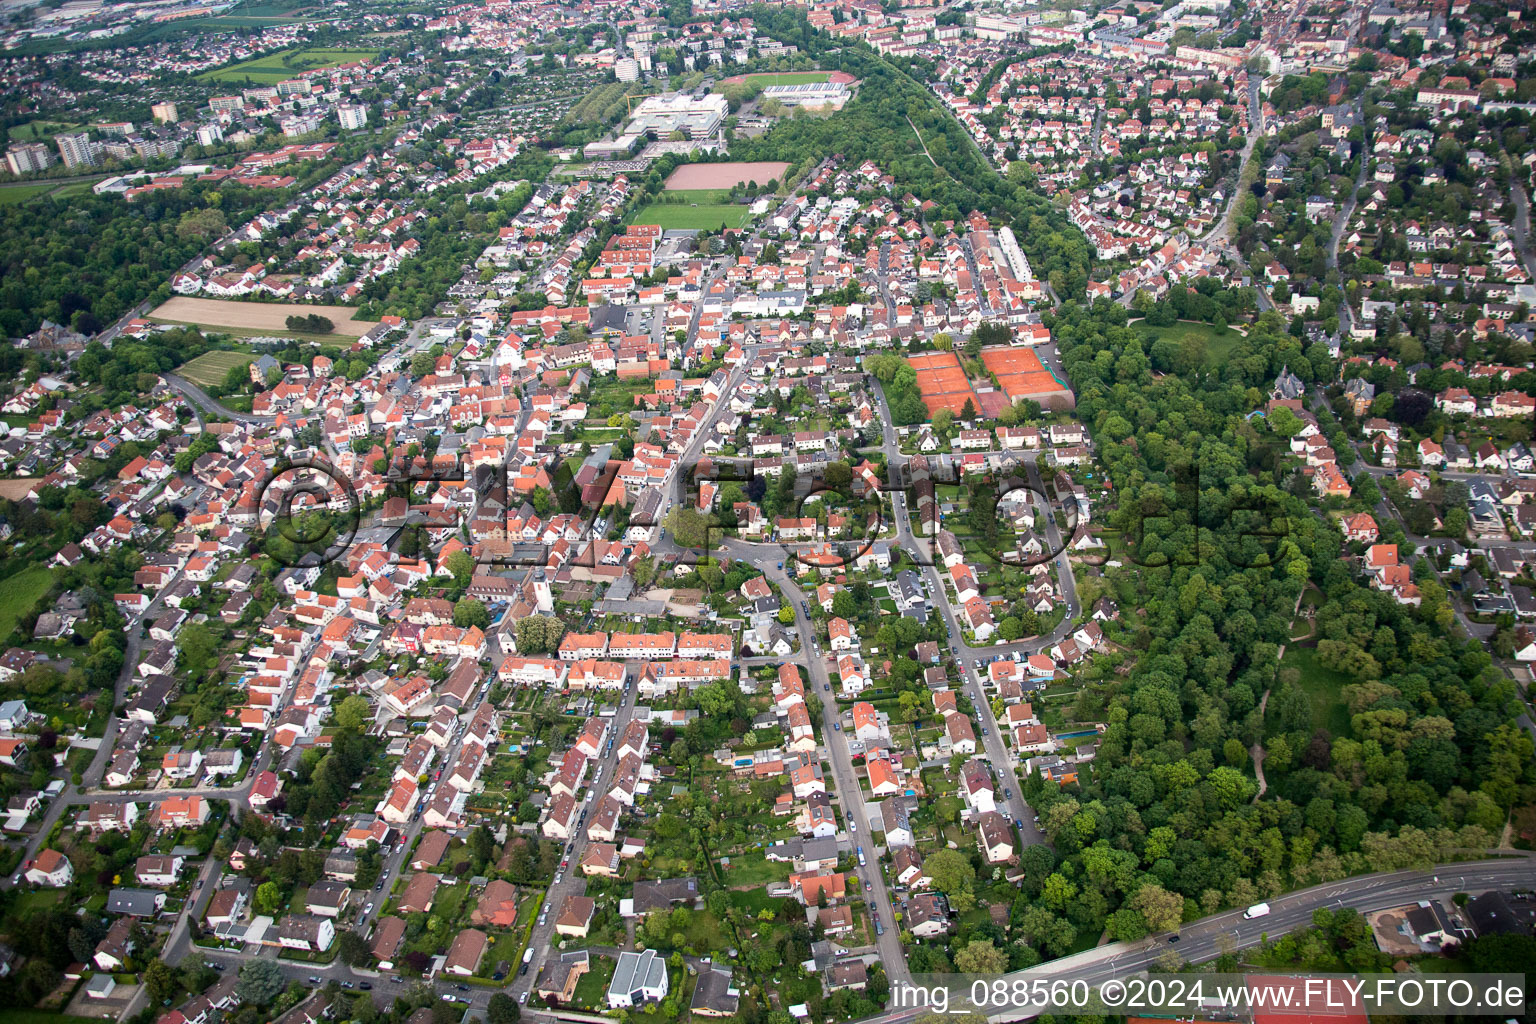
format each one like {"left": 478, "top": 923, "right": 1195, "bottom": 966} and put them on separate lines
{"left": 163, "top": 372, "right": 275, "bottom": 425}
{"left": 1327, "top": 107, "right": 1368, "bottom": 276}
{"left": 999, "top": 855, "right": 1536, "bottom": 999}
{"left": 1510, "top": 181, "right": 1536, "bottom": 284}
{"left": 1200, "top": 77, "right": 1265, "bottom": 250}
{"left": 511, "top": 683, "right": 642, "bottom": 1001}
{"left": 194, "top": 855, "right": 1536, "bottom": 1022}
{"left": 724, "top": 542, "right": 912, "bottom": 987}
{"left": 4, "top": 568, "right": 186, "bottom": 875}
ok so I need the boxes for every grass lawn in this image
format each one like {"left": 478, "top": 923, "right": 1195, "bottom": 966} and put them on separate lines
{"left": 0, "top": 565, "right": 53, "bottom": 644}
{"left": 1134, "top": 320, "right": 1245, "bottom": 368}
{"left": 6, "top": 888, "right": 64, "bottom": 921}
{"left": 728, "top": 887, "right": 790, "bottom": 917}
{"left": 719, "top": 849, "right": 790, "bottom": 887}
{"left": 5, "top": 120, "right": 78, "bottom": 142}
{"left": 1278, "top": 646, "right": 1351, "bottom": 736}
{"left": 198, "top": 46, "right": 377, "bottom": 83}
{"left": 0, "top": 183, "right": 58, "bottom": 205}
{"left": 571, "top": 954, "right": 616, "bottom": 1009}
{"left": 179, "top": 349, "right": 255, "bottom": 389}
{"left": 660, "top": 188, "right": 735, "bottom": 203}
{"left": 51, "top": 179, "right": 107, "bottom": 199}
{"left": 629, "top": 203, "right": 752, "bottom": 231}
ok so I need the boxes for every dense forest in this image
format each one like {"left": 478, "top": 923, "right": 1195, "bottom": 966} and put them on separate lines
{"left": 0, "top": 183, "right": 275, "bottom": 338}
{"left": 1011, "top": 301, "right": 1533, "bottom": 939}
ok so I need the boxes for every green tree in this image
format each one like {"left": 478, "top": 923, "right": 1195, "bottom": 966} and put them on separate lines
{"left": 144, "top": 958, "right": 177, "bottom": 1004}
{"left": 1131, "top": 883, "right": 1185, "bottom": 933}
{"left": 253, "top": 880, "right": 283, "bottom": 916}
{"left": 334, "top": 694, "right": 371, "bottom": 731}
{"left": 337, "top": 929, "right": 371, "bottom": 967}
{"left": 488, "top": 992, "right": 522, "bottom": 1024}
{"left": 236, "top": 958, "right": 285, "bottom": 1005}
{"left": 953, "top": 938, "right": 1008, "bottom": 974}
{"left": 454, "top": 598, "right": 490, "bottom": 629}
{"left": 446, "top": 550, "right": 475, "bottom": 587}
{"left": 924, "top": 849, "right": 976, "bottom": 900}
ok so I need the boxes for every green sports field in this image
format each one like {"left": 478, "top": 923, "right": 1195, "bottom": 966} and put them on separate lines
{"left": 630, "top": 203, "right": 753, "bottom": 230}
{"left": 198, "top": 47, "right": 377, "bottom": 84}
{"left": 712, "top": 71, "right": 833, "bottom": 90}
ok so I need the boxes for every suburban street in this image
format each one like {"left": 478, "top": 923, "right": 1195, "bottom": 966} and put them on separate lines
{"left": 728, "top": 542, "right": 913, "bottom": 987}
{"left": 512, "top": 683, "right": 643, "bottom": 1002}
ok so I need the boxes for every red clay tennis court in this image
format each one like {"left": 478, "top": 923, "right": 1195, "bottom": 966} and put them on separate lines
{"left": 907, "top": 351, "right": 980, "bottom": 417}
{"left": 981, "top": 346, "right": 1071, "bottom": 403}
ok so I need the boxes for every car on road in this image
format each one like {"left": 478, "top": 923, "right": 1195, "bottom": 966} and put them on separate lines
{"left": 341, "top": 982, "right": 355, "bottom": 990}
{"left": 865, "top": 881, "right": 872, "bottom": 892}
{"left": 824, "top": 683, "right": 829, "bottom": 691}
{"left": 195, "top": 879, "right": 204, "bottom": 889}
{"left": 519, "top": 992, "right": 529, "bottom": 1005}
{"left": 457, "top": 985, "right": 469, "bottom": 991}
{"left": 849, "top": 820, "right": 856, "bottom": 833}
{"left": 560, "top": 858, "right": 569, "bottom": 868}
{"left": 832, "top": 723, "right": 840, "bottom": 731}
{"left": 360, "top": 982, "right": 372, "bottom": 991}
{"left": 308, "top": 976, "right": 322, "bottom": 985}
{"left": 364, "top": 903, "right": 373, "bottom": 915}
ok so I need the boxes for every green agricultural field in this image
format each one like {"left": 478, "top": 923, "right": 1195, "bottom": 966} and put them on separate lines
{"left": 630, "top": 203, "right": 752, "bottom": 231}
{"left": 198, "top": 47, "right": 377, "bottom": 84}
{"left": 0, "top": 565, "right": 53, "bottom": 644}
{"left": 179, "top": 349, "right": 255, "bottom": 389}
